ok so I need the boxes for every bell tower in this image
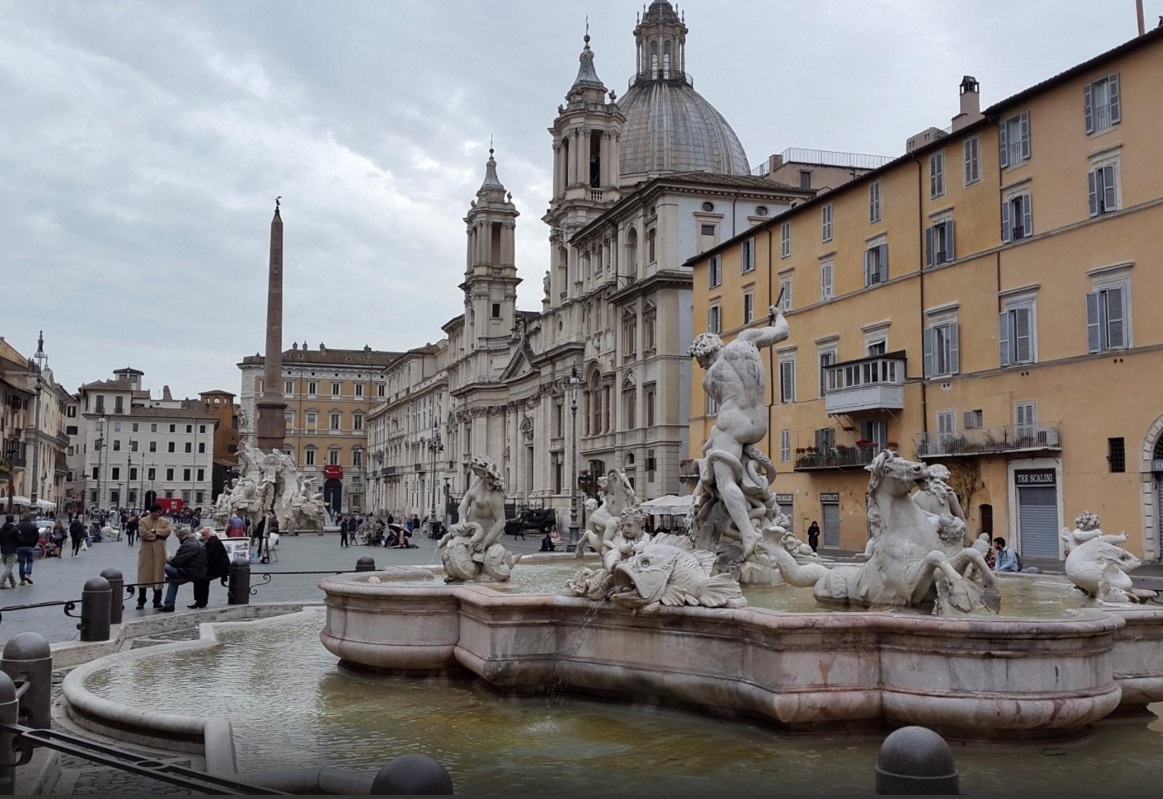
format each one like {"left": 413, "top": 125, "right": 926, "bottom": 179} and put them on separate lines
{"left": 461, "top": 147, "right": 521, "bottom": 351}
{"left": 543, "top": 29, "right": 625, "bottom": 311}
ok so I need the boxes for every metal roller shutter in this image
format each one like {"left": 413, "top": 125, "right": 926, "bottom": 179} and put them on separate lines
{"left": 1017, "top": 486, "right": 1059, "bottom": 558}
{"left": 822, "top": 502, "right": 841, "bottom": 547}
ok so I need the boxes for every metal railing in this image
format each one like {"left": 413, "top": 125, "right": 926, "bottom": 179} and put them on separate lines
{"left": 751, "top": 147, "right": 894, "bottom": 176}
{"left": 915, "top": 424, "right": 1062, "bottom": 457}
{"left": 795, "top": 444, "right": 879, "bottom": 471}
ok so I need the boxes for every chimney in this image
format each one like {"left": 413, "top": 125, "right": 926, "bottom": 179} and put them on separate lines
{"left": 163, "top": 385, "right": 173, "bottom": 401}
{"left": 951, "top": 76, "right": 983, "bottom": 132}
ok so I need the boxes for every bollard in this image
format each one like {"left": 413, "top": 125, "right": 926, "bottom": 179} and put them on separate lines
{"left": 228, "top": 558, "right": 251, "bottom": 606}
{"left": 875, "top": 725, "right": 959, "bottom": 795}
{"left": 0, "top": 672, "right": 18, "bottom": 796}
{"left": 370, "top": 753, "right": 454, "bottom": 795}
{"left": 355, "top": 556, "right": 376, "bottom": 573}
{"left": 80, "top": 576, "right": 112, "bottom": 643}
{"left": 99, "top": 568, "right": 125, "bottom": 626}
{"left": 1, "top": 633, "right": 52, "bottom": 730}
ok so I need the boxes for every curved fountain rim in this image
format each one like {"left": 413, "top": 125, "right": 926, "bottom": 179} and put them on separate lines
{"left": 319, "top": 571, "right": 1132, "bottom": 634}
{"left": 61, "top": 606, "right": 327, "bottom": 738}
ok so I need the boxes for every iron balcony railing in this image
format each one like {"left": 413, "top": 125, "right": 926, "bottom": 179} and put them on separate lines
{"left": 795, "top": 443, "right": 880, "bottom": 471}
{"left": 915, "top": 424, "right": 1062, "bottom": 458}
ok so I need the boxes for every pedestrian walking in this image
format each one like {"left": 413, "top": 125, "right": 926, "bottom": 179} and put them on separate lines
{"left": 340, "top": 516, "right": 350, "bottom": 548}
{"left": 69, "top": 516, "right": 87, "bottom": 557}
{"left": 0, "top": 515, "right": 19, "bottom": 588}
{"left": 15, "top": 513, "right": 39, "bottom": 585}
{"left": 126, "top": 512, "right": 139, "bottom": 546}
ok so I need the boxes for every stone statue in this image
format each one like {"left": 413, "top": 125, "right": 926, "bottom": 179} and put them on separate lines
{"left": 767, "top": 451, "right": 1000, "bottom": 614}
{"left": 574, "top": 469, "right": 637, "bottom": 559}
{"left": 543, "top": 270, "right": 551, "bottom": 300}
{"left": 912, "top": 463, "right": 967, "bottom": 529}
{"left": 437, "top": 455, "right": 521, "bottom": 582}
{"left": 565, "top": 508, "right": 745, "bottom": 613}
{"left": 687, "top": 306, "right": 788, "bottom": 575}
{"left": 213, "top": 443, "right": 323, "bottom": 533}
{"left": 1061, "top": 512, "right": 1156, "bottom": 603}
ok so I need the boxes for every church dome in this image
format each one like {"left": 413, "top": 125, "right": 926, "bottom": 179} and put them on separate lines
{"left": 617, "top": 79, "right": 750, "bottom": 181}
{"left": 616, "top": 0, "right": 749, "bottom": 183}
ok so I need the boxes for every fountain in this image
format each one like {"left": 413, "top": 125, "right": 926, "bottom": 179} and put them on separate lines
{"left": 212, "top": 442, "right": 327, "bottom": 534}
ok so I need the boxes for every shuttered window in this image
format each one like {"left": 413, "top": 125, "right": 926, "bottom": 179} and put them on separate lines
{"left": 1086, "top": 285, "right": 1128, "bottom": 353}
{"left": 864, "top": 244, "right": 889, "bottom": 287}
{"left": 963, "top": 136, "right": 980, "bottom": 185}
{"left": 1000, "top": 303, "right": 1035, "bottom": 366}
{"left": 780, "top": 358, "right": 796, "bottom": 403}
{"left": 1084, "top": 73, "right": 1121, "bottom": 134}
{"left": 929, "top": 152, "right": 945, "bottom": 199}
{"left": 780, "top": 222, "right": 791, "bottom": 258}
{"left": 1001, "top": 194, "right": 1033, "bottom": 242}
{"left": 999, "top": 111, "right": 1030, "bottom": 168}
{"left": 923, "top": 322, "right": 960, "bottom": 378}
{"left": 925, "top": 220, "right": 956, "bottom": 267}
{"left": 820, "top": 262, "right": 834, "bottom": 301}
{"left": 1087, "top": 163, "right": 1119, "bottom": 217}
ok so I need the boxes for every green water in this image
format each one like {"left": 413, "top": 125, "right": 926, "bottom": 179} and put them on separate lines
{"left": 86, "top": 610, "right": 1163, "bottom": 794}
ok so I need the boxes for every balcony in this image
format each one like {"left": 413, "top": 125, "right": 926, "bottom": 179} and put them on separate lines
{"left": 823, "top": 352, "right": 906, "bottom": 415}
{"left": 915, "top": 424, "right": 1062, "bottom": 458}
{"left": 795, "top": 443, "right": 879, "bottom": 471}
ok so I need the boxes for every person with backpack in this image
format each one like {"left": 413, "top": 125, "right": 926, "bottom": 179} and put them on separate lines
{"left": 993, "top": 537, "right": 1021, "bottom": 572}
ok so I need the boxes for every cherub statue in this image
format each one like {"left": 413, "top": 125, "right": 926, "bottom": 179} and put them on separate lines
{"left": 437, "top": 455, "right": 521, "bottom": 582}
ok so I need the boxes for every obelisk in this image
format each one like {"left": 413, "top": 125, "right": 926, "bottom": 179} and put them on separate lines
{"left": 255, "top": 198, "right": 287, "bottom": 451}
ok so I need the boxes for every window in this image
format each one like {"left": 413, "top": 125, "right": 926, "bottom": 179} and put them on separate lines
{"left": 353, "top": 413, "right": 364, "bottom": 431}
{"left": 377, "top": 384, "right": 385, "bottom": 397}
{"left": 622, "top": 385, "right": 636, "bottom": 428}
{"left": 113, "top": 422, "right": 122, "bottom": 433}
{"left": 1002, "top": 193, "right": 1033, "bottom": 241}
{"left": 924, "top": 321, "right": 960, "bottom": 377}
{"left": 198, "top": 442, "right": 205, "bottom": 453}
{"left": 199, "top": 424, "right": 206, "bottom": 434}
{"left": 820, "top": 262, "right": 834, "bottom": 301}
{"left": 780, "top": 429, "right": 791, "bottom": 463}
{"left": 149, "top": 441, "right": 157, "bottom": 453}
{"left": 111, "top": 467, "right": 120, "bottom": 480}
{"left": 964, "top": 136, "right": 981, "bottom": 185}
{"left": 151, "top": 423, "right": 157, "bottom": 433}
{"left": 814, "top": 428, "right": 835, "bottom": 451}
{"left": 800, "top": 170, "right": 811, "bottom": 189}
{"left": 113, "top": 439, "right": 121, "bottom": 452}
{"left": 705, "top": 393, "right": 719, "bottom": 417}
{"left": 91, "top": 465, "right": 99, "bottom": 480}
{"left": 305, "top": 448, "right": 316, "bottom": 466}
{"left": 183, "top": 468, "right": 191, "bottom": 482}
{"left": 1014, "top": 401, "right": 1037, "bottom": 440}
{"left": 167, "top": 442, "right": 175, "bottom": 453}
{"left": 707, "top": 305, "right": 721, "bottom": 334}
{"left": 701, "top": 223, "right": 716, "bottom": 236}
{"left": 332, "top": 382, "right": 341, "bottom": 396}
{"left": 709, "top": 255, "right": 722, "bottom": 288}
{"left": 861, "top": 420, "right": 889, "bottom": 452}
{"left": 779, "top": 277, "right": 793, "bottom": 312}
{"left": 306, "top": 411, "right": 318, "bottom": 431}
{"left": 308, "top": 381, "right": 317, "bottom": 395}
{"left": 284, "top": 380, "right": 293, "bottom": 395}
{"left": 132, "top": 422, "right": 138, "bottom": 432}
{"left": 929, "top": 152, "right": 945, "bottom": 199}
{"left": 129, "top": 440, "right": 138, "bottom": 452}
{"left": 864, "top": 243, "right": 889, "bottom": 286}
{"left": 195, "top": 492, "right": 204, "bottom": 505}
{"left": 925, "top": 219, "right": 956, "bottom": 267}
{"left": 743, "top": 291, "right": 754, "bottom": 325}
{"left": 1000, "top": 297, "right": 1036, "bottom": 366}
{"left": 780, "top": 222, "right": 791, "bottom": 258}
{"left": 1108, "top": 437, "right": 1126, "bottom": 473}
{"left": 491, "top": 302, "right": 501, "bottom": 319}
{"left": 330, "top": 412, "right": 341, "bottom": 430}
{"left": 184, "top": 442, "right": 192, "bottom": 453}
{"left": 147, "top": 467, "right": 156, "bottom": 481}
{"left": 67, "top": 406, "right": 76, "bottom": 418}
{"left": 186, "top": 425, "right": 192, "bottom": 434}
{"left": 937, "top": 410, "right": 956, "bottom": 449}
{"left": 114, "top": 397, "right": 124, "bottom": 414}
{"left": 169, "top": 424, "right": 176, "bottom": 433}
{"left": 869, "top": 180, "right": 882, "bottom": 223}
{"left": 645, "top": 384, "right": 656, "bottom": 427}
{"left": 1086, "top": 284, "right": 1129, "bottom": 353}
{"left": 821, "top": 204, "right": 833, "bottom": 243}
{"left": 964, "top": 409, "right": 984, "bottom": 429}
{"left": 819, "top": 348, "right": 836, "bottom": 397}
{"left": 129, "top": 467, "right": 138, "bottom": 480}
{"left": 1088, "top": 157, "right": 1120, "bottom": 217}
{"left": 741, "top": 238, "right": 755, "bottom": 273}
{"left": 999, "top": 111, "right": 1031, "bottom": 168}
{"left": 647, "top": 228, "right": 657, "bottom": 263}
{"left": 165, "top": 468, "right": 174, "bottom": 481}
{"left": 779, "top": 355, "right": 796, "bottom": 403}
{"left": 644, "top": 310, "right": 656, "bottom": 353}
{"left": 353, "top": 450, "right": 363, "bottom": 468}
{"left": 329, "top": 450, "right": 340, "bottom": 466}
{"left": 1085, "top": 74, "right": 1121, "bottom": 134}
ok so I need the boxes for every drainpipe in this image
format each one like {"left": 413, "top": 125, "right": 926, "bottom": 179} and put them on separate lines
{"left": 909, "top": 154, "right": 929, "bottom": 441}
{"left": 730, "top": 191, "right": 741, "bottom": 237}
{"left": 765, "top": 225, "right": 775, "bottom": 462}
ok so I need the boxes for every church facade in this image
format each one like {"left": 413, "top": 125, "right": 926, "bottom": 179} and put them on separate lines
{"left": 367, "top": 1, "right": 814, "bottom": 526}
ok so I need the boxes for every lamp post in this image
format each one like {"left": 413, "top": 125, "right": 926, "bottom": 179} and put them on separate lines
{"left": 568, "top": 366, "right": 580, "bottom": 549}
{"left": 428, "top": 432, "right": 443, "bottom": 526}
{"left": 95, "top": 416, "right": 107, "bottom": 512}
{"left": 28, "top": 332, "right": 46, "bottom": 510}
{"left": 127, "top": 439, "right": 135, "bottom": 509}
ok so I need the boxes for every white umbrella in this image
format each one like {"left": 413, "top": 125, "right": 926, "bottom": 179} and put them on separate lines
{"left": 35, "top": 499, "right": 56, "bottom": 510}
{"left": 640, "top": 494, "right": 694, "bottom": 517}
{"left": 7, "top": 496, "right": 31, "bottom": 506}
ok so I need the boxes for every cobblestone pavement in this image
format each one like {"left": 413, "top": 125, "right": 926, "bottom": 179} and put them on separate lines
{"left": 0, "top": 530, "right": 548, "bottom": 647}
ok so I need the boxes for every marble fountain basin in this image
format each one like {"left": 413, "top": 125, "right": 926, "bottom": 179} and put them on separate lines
{"left": 319, "top": 557, "right": 1163, "bottom": 742}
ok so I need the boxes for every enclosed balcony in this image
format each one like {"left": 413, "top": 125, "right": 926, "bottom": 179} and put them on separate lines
{"left": 823, "top": 351, "right": 906, "bottom": 415}
{"left": 915, "top": 424, "right": 1062, "bottom": 458}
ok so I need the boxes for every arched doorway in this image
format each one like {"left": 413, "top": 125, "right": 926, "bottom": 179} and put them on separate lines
{"left": 1140, "top": 413, "right": 1163, "bottom": 562}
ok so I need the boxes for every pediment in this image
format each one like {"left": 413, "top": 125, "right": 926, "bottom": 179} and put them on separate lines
{"left": 501, "top": 344, "right": 537, "bottom": 382}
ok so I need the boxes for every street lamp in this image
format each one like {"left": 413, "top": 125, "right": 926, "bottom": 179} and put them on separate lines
{"left": 127, "top": 439, "right": 136, "bottom": 509}
{"left": 95, "top": 416, "right": 106, "bottom": 512}
{"left": 28, "top": 332, "right": 46, "bottom": 509}
{"left": 568, "top": 366, "right": 580, "bottom": 549}
{"left": 428, "top": 432, "right": 443, "bottom": 526}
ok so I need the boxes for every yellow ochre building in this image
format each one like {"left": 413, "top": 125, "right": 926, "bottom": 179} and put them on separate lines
{"left": 687, "top": 27, "right": 1163, "bottom": 561}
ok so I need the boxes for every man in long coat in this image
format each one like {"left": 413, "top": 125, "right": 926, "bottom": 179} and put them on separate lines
{"left": 136, "top": 503, "right": 172, "bottom": 609}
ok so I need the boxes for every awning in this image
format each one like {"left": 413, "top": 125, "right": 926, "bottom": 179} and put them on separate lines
{"left": 36, "top": 499, "right": 56, "bottom": 510}
{"left": 6, "top": 496, "right": 32, "bottom": 506}
{"left": 639, "top": 494, "right": 694, "bottom": 517}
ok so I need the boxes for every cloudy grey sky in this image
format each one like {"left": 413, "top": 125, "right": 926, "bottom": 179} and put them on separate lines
{"left": 1, "top": 0, "right": 1154, "bottom": 400}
